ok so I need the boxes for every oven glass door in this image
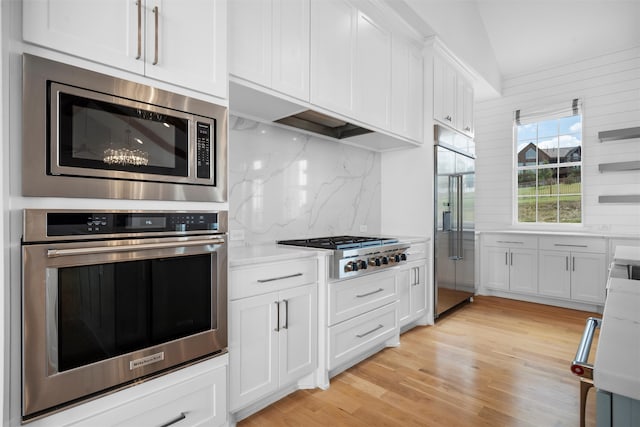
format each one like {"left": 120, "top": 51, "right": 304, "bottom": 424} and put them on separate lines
{"left": 55, "top": 253, "right": 213, "bottom": 372}
{"left": 23, "top": 236, "right": 227, "bottom": 418}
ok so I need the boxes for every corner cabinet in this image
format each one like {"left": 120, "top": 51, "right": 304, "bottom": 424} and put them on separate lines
{"left": 433, "top": 52, "right": 474, "bottom": 137}
{"left": 481, "top": 234, "right": 538, "bottom": 294}
{"left": 229, "top": 257, "right": 318, "bottom": 412}
{"left": 23, "top": 0, "right": 227, "bottom": 99}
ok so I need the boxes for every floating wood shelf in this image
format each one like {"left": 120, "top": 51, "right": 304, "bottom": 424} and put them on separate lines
{"left": 598, "top": 161, "right": 640, "bottom": 172}
{"left": 598, "top": 195, "right": 640, "bottom": 204}
{"left": 598, "top": 127, "right": 640, "bottom": 142}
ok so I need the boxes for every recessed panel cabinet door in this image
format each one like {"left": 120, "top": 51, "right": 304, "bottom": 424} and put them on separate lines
{"left": 483, "top": 247, "right": 510, "bottom": 291}
{"left": 23, "top": 0, "right": 144, "bottom": 74}
{"left": 538, "top": 250, "right": 572, "bottom": 299}
{"left": 229, "top": 293, "right": 279, "bottom": 411}
{"left": 278, "top": 284, "right": 317, "bottom": 386}
{"left": 353, "top": 11, "right": 391, "bottom": 128}
{"left": 571, "top": 252, "right": 606, "bottom": 303}
{"left": 228, "top": 0, "right": 272, "bottom": 86}
{"left": 310, "top": 0, "right": 355, "bottom": 116}
{"left": 145, "top": 0, "right": 227, "bottom": 97}
{"left": 509, "top": 248, "right": 538, "bottom": 294}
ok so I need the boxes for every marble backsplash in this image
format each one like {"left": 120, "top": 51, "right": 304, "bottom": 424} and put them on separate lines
{"left": 229, "top": 116, "right": 381, "bottom": 245}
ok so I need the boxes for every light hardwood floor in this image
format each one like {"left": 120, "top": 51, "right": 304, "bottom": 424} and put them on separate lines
{"left": 238, "top": 296, "right": 600, "bottom": 426}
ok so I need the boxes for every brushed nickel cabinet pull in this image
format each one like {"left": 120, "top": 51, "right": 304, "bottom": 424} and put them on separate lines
{"left": 257, "top": 272, "right": 303, "bottom": 283}
{"left": 573, "top": 257, "right": 576, "bottom": 272}
{"left": 282, "top": 299, "right": 289, "bottom": 329}
{"left": 274, "top": 301, "right": 280, "bottom": 332}
{"left": 356, "top": 324, "right": 384, "bottom": 338}
{"left": 356, "top": 288, "right": 384, "bottom": 298}
{"left": 505, "top": 252, "right": 508, "bottom": 265}
{"left": 135, "top": 0, "right": 142, "bottom": 59}
{"left": 554, "top": 244, "right": 588, "bottom": 248}
{"left": 159, "top": 412, "right": 186, "bottom": 427}
{"left": 152, "top": 6, "right": 159, "bottom": 65}
{"left": 566, "top": 256, "right": 569, "bottom": 271}
{"left": 497, "top": 240, "right": 524, "bottom": 244}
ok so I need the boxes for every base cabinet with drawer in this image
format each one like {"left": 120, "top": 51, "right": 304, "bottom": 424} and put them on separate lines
{"left": 229, "top": 257, "right": 318, "bottom": 412}
{"left": 538, "top": 237, "right": 607, "bottom": 304}
{"left": 481, "top": 235, "right": 538, "bottom": 295}
{"left": 327, "top": 268, "right": 400, "bottom": 375}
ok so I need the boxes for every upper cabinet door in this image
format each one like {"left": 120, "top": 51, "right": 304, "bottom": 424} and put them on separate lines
{"left": 391, "top": 37, "right": 423, "bottom": 143}
{"left": 433, "top": 55, "right": 457, "bottom": 127}
{"left": 460, "top": 79, "right": 474, "bottom": 136}
{"left": 353, "top": 11, "right": 391, "bottom": 128}
{"left": 271, "top": 0, "right": 310, "bottom": 101}
{"left": 228, "top": 0, "right": 272, "bottom": 87}
{"left": 23, "top": 0, "right": 144, "bottom": 74}
{"left": 144, "top": 0, "right": 227, "bottom": 98}
{"left": 310, "top": 0, "right": 355, "bottom": 117}
{"left": 24, "top": 0, "right": 227, "bottom": 99}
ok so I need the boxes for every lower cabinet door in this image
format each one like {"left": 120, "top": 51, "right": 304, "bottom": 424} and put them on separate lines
{"left": 538, "top": 250, "right": 571, "bottom": 299}
{"left": 509, "top": 248, "right": 538, "bottom": 294}
{"left": 483, "top": 246, "right": 510, "bottom": 290}
{"left": 410, "top": 263, "right": 428, "bottom": 316}
{"left": 397, "top": 267, "right": 411, "bottom": 325}
{"left": 279, "top": 284, "right": 317, "bottom": 386}
{"left": 229, "top": 292, "right": 279, "bottom": 411}
{"left": 571, "top": 252, "right": 606, "bottom": 303}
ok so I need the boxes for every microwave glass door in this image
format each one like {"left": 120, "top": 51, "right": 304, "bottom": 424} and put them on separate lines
{"left": 56, "top": 90, "right": 190, "bottom": 177}
{"left": 52, "top": 253, "right": 215, "bottom": 372}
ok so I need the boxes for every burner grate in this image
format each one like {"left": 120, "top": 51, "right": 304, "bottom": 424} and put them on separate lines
{"left": 278, "top": 235, "right": 398, "bottom": 250}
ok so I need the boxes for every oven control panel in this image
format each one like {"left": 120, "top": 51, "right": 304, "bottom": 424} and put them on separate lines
{"left": 44, "top": 212, "right": 221, "bottom": 237}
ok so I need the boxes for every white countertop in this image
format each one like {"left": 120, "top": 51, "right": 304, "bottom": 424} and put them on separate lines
{"left": 594, "top": 277, "right": 640, "bottom": 399}
{"left": 228, "top": 243, "right": 328, "bottom": 268}
{"left": 614, "top": 245, "right": 640, "bottom": 266}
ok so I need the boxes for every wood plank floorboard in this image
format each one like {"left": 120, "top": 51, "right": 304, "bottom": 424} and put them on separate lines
{"left": 238, "top": 296, "right": 600, "bottom": 426}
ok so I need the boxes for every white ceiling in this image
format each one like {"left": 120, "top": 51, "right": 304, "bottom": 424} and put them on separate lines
{"left": 392, "top": 0, "right": 640, "bottom": 97}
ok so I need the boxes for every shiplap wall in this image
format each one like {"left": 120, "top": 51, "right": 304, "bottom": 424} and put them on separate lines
{"left": 474, "top": 46, "right": 640, "bottom": 234}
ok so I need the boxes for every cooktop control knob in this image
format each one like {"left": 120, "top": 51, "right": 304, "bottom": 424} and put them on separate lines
{"left": 381, "top": 256, "right": 389, "bottom": 265}
{"left": 400, "top": 253, "right": 407, "bottom": 261}
{"left": 394, "top": 254, "right": 401, "bottom": 263}
{"left": 369, "top": 258, "right": 381, "bottom": 267}
{"left": 359, "top": 260, "right": 368, "bottom": 270}
{"left": 345, "top": 262, "right": 354, "bottom": 272}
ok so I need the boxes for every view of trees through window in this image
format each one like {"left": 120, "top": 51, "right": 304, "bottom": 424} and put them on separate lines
{"left": 515, "top": 113, "right": 582, "bottom": 223}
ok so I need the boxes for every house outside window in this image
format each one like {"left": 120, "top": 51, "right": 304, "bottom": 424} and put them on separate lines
{"left": 515, "top": 99, "right": 582, "bottom": 223}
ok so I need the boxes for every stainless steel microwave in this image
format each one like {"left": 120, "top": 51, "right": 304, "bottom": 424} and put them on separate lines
{"left": 22, "top": 54, "right": 227, "bottom": 202}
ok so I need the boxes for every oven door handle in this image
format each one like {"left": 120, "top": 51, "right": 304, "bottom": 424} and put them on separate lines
{"left": 46, "top": 238, "right": 225, "bottom": 257}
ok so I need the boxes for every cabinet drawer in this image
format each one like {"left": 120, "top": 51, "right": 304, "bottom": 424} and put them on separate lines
{"left": 406, "top": 241, "right": 429, "bottom": 260}
{"left": 329, "top": 270, "right": 398, "bottom": 325}
{"left": 230, "top": 257, "right": 317, "bottom": 300}
{"left": 539, "top": 236, "right": 606, "bottom": 253}
{"left": 70, "top": 362, "right": 227, "bottom": 427}
{"left": 328, "top": 302, "right": 398, "bottom": 371}
{"left": 483, "top": 233, "right": 537, "bottom": 249}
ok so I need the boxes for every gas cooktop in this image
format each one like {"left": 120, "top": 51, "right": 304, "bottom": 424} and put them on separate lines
{"left": 277, "top": 235, "right": 399, "bottom": 250}
{"left": 278, "top": 235, "right": 409, "bottom": 280}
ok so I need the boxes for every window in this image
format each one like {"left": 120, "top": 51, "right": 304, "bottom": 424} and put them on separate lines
{"left": 515, "top": 99, "right": 582, "bottom": 224}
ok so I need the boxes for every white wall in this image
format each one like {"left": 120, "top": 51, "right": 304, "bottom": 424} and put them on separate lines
{"left": 474, "top": 47, "right": 640, "bottom": 235}
{"left": 228, "top": 116, "right": 382, "bottom": 244}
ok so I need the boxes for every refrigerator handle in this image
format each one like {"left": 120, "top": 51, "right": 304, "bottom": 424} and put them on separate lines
{"left": 457, "top": 175, "right": 464, "bottom": 259}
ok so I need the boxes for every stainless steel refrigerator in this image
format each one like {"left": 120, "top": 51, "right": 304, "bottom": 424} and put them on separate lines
{"left": 434, "top": 125, "right": 475, "bottom": 318}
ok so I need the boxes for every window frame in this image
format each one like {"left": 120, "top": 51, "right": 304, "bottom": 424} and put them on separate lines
{"left": 513, "top": 108, "right": 584, "bottom": 226}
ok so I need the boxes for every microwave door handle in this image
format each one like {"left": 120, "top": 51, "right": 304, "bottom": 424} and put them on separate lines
{"left": 46, "top": 238, "right": 225, "bottom": 257}
{"left": 136, "top": 0, "right": 142, "bottom": 59}
{"left": 153, "top": 6, "right": 159, "bottom": 65}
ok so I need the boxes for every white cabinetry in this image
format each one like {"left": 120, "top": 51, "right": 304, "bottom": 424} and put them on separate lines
{"left": 229, "top": 0, "right": 309, "bottom": 101}
{"left": 23, "top": 0, "right": 227, "bottom": 98}
{"left": 482, "top": 234, "right": 538, "bottom": 294}
{"left": 433, "top": 52, "right": 474, "bottom": 137}
{"left": 29, "top": 357, "right": 228, "bottom": 427}
{"left": 538, "top": 237, "right": 607, "bottom": 304}
{"left": 327, "top": 269, "right": 399, "bottom": 374}
{"left": 310, "top": 0, "right": 391, "bottom": 126}
{"left": 229, "top": 257, "right": 317, "bottom": 412}
{"left": 398, "top": 242, "right": 430, "bottom": 328}
{"left": 391, "top": 37, "right": 423, "bottom": 143}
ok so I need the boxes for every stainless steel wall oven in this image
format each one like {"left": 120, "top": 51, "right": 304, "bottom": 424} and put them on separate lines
{"left": 22, "top": 54, "right": 228, "bottom": 202}
{"left": 21, "top": 209, "right": 228, "bottom": 420}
